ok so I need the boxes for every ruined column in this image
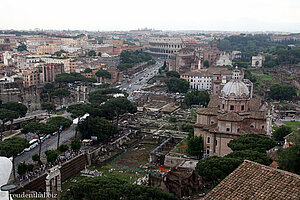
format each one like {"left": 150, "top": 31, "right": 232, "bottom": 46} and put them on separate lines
{"left": 57, "top": 175, "right": 62, "bottom": 198}
{"left": 45, "top": 179, "right": 51, "bottom": 198}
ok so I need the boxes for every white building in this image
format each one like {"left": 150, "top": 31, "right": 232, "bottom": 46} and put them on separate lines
{"left": 0, "top": 74, "right": 15, "bottom": 83}
{"left": 216, "top": 53, "right": 232, "bottom": 66}
{"left": 3, "top": 51, "right": 12, "bottom": 66}
{"left": 181, "top": 71, "right": 213, "bottom": 90}
{"left": 41, "top": 57, "right": 71, "bottom": 73}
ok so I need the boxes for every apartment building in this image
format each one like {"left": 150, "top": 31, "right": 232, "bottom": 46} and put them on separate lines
{"left": 181, "top": 71, "right": 213, "bottom": 90}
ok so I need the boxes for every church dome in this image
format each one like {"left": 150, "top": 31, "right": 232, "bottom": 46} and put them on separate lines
{"left": 221, "top": 80, "right": 249, "bottom": 97}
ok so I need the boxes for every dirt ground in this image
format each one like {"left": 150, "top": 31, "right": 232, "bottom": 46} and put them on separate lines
{"left": 114, "top": 137, "right": 158, "bottom": 169}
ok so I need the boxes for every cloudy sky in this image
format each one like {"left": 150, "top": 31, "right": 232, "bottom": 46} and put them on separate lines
{"left": 1, "top": 0, "right": 299, "bottom": 32}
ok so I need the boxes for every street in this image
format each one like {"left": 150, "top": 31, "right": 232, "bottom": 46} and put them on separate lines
{"left": 119, "top": 61, "right": 162, "bottom": 97}
{"left": 14, "top": 124, "right": 76, "bottom": 167}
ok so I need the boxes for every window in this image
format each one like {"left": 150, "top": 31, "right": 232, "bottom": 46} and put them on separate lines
{"left": 222, "top": 104, "right": 225, "bottom": 109}
{"left": 215, "top": 139, "right": 218, "bottom": 146}
{"left": 207, "top": 136, "right": 210, "bottom": 144}
{"left": 206, "top": 146, "right": 210, "bottom": 155}
{"left": 237, "top": 128, "right": 240, "bottom": 132}
{"left": 226, "top": 128, "right": 230, "bottom": 132}
{"left": 250, "top": 125, "right": 254, "bottom": 128}
{"left": 241, "top": 105, "right": 245, "bottom": 111}
{"left": 262, "top": 125, "right": 264, "bottom": 129}
{"left": 230, "top": 105, "right": 234, "bottom": 110}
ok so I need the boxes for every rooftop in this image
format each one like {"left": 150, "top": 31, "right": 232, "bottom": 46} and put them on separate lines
{"left": 203, "top": 160, "right": 300, "bottom": 200}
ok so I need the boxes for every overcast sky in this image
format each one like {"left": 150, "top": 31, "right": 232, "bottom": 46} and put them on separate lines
{"left": 1, "top": 0, "right": 300, "bottom": 32}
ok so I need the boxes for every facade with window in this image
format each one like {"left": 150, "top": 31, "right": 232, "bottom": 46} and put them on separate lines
{"left": 181, "top": 71, "right": 213, "bottom": 91}
{"left": 194, "top": 68, "right": 272, "bottom": 157}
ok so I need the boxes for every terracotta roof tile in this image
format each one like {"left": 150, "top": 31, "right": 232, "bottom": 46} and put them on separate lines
{"left": 196, "top": 108, "right": 218, "bottom": 115}
{"left": 203, "top": 160, "right": 300, "bottom": 200}
{"left": 207, "top": 95, "right": 220, "bottom": 108}
{"left": 249, "top": 97, "right": 262, "bottom": 111}
{"left": 217, "top": 112, "right": 244, "bottom": 122}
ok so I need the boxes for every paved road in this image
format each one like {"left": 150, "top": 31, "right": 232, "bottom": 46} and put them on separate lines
{"left": 119, "top": 61, "right": 162, "bottom": 97}
{"left": 14, "top": 124, "right": 76, "bottom": 167}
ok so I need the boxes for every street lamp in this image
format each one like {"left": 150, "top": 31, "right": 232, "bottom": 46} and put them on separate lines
{"left": 1, "top": 183, "right": 17, "bottom": 200}
{"left": 0, "top": 119, "right": 3, "bottom": 141}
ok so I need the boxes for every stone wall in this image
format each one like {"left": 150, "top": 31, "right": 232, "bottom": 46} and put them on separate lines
{"left": 13, "top": 154, "right": 88, "bottom": 194}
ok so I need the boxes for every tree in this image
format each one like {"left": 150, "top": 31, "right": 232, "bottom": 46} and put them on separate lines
{"left": 44, "top": 83, "right": 54, "bottom": 91}
{"left": 0, "top": 137, "right": 29, "bottom": 180}
{"left": 165, "top": 78, "right": 189, "bottom": 93}
{"left": 277, "top": 132, "right": 300, "bottom": 175}
{"left": 225, "top": 150, "right": 273, "bottom": 165}
{"left": 43, "top": 83, "right": 54, "bottom": 102}
{"left": 147, "top": 59, "right": 156, "bottom": 65}
{"left": 61, "top": 176, "right": 177, "bottom": 200}
{"left": 162, "top": 61, "right": 167, "bottom": 70}
{"left": 45, "top": 150, "right": 59, "bottom": 163}
{"left": 67, "top": 104, "right": 92, "bottom": 137}
{"left": 273, "top": 125, "right": 292, "bottom": 141}
{"left": 55, "top": 72, "right": 87, "bottom": 84}
{"left": 100, "top": 98, "right": 137, "bottom": 130}
{"left": 187, "top": 136, "right": 204, "bottom": 157}
{"left": 17, "top": 42, "right": 27, "bottom": 51}
{"left": 269, "top": 84, "right": 297, "bottom": 100}
{"left": 228, "top": 133, "right": 276, "bottom": 153}
{"left": 88, "top": 88, "right": 126, "bottom": 104}
{"left": 47, "top": 116, "right": 72, "bottom": 149}
{"left": 88, "top": 50, "right": 96, "bottom": 57}
{"left": 47, "top": 116, "right": 72, "bottom": 129}
{"left": 184, "top": 90, "right": 210, "bottom": 108}
{"left": 51, "top": 88, "right": 70, "bottom": 106}
{"left": 84, "top": 68, "right": 92, "bottom": 73}
{"left": 196, "top": 156, "right": 242, "bottom": 185}
{"left": 120, "top": 50, "right": 152, "bottom": 64}
{"left": 71, "top": 138, "right": 81, "bottom": 152}
{"left": 32, "top": 154, "right": 40, "bottom": 162}
{"left": 0, "top": 108, "right": 18, "bottom": 141}
{"left": 58, "top": 144, "right": 69, "bottom": 153}
{"left": 166, "top": 71, "right": 180, "bottom": 78}
{"left": 79, "top": 116, "right": 117, "bottom": 141}
{"left": 204, "top": 60, "right": 210, "bottom": 68}
{"left": 244, "top": 70, "right": 257, "bottom": 82}
{"left": 54, "top": 50, "right": 67, "bottom": 57}
{"left": 21, "top": 122, "right": 56, "bottom": 159}
{"left": 117, "top": 63, "right": 134, "bottom": 71}
{"left": 41, "top": 102, "right": 56, "bottom": 117}
{"left": 1, "top": 102, "right": 28, "bottom": 134}
{"left": 17, "top": 162, "right": 28, "bottom": 176}
{"left": 180, "top": 123, "right": 194, "bottom": 134}
{"left": 95, "top": 69, "right": 111, "bottom": 83}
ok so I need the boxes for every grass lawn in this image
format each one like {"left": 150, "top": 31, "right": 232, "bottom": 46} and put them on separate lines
{"left": 171, "top": 137, "right": 189, "bottom": 155}
{"left": 3, "top": 130, "right": 20, "bottom": 137}
{"left": 283, "top": 121, "right": 300, "bottom": 132}
{"left": 89, "top": 163, "right": 139, "bottom": 183}
{"left": 260, "top": 76, "right": 273, "bottom": 81}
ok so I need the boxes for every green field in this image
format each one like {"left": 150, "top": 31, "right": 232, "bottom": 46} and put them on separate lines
{"left": 283, "top": 121, "right": 300, "bottom": 132}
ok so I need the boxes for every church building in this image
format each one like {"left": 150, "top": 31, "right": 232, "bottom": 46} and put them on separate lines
{"left": 194, "top": 68, "right": 272, "bottom": 157}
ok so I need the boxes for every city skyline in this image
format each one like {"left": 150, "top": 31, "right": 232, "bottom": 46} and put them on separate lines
{"left": 1, "top": 0, "right": 300, "bottom": 32}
